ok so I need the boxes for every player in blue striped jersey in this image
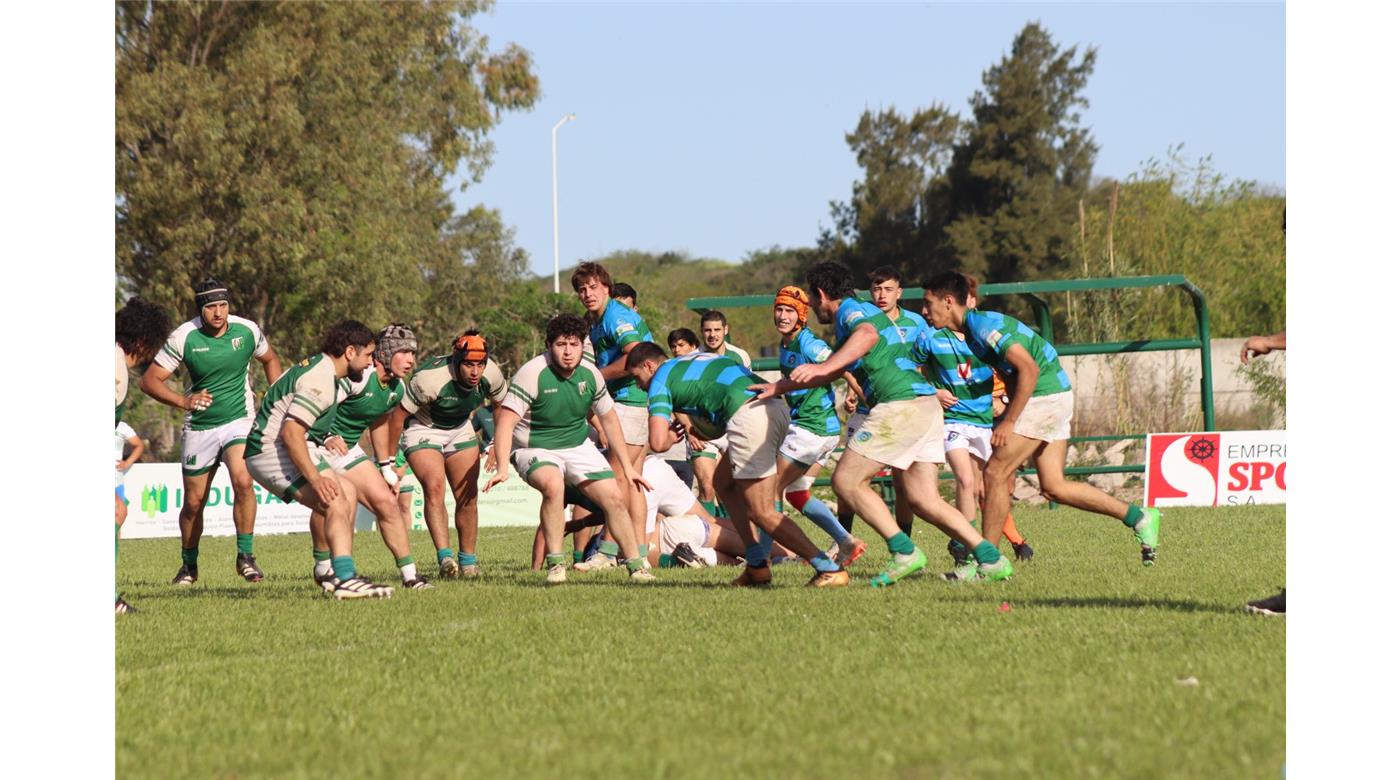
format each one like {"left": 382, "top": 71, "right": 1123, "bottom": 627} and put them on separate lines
{"left": 922, "top": 271, "right": 1162, "bottom": 565}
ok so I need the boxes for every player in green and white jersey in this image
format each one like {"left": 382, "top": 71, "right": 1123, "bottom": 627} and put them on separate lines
{"left": 385, "top": 329, "right": 507, "bottom": 579}
{"left": 115, "top": 297, "right": 172, "bottom": 614}
{"left": 244, "top": 320, "right": 391, "bottom": 600}
{"left": 485, "top": 314, "right": 655, "bottom": 585}
{"left": 754, "top": 262, "right": 1011, "bottom": 588}
{"left": 140, "top": 278, "right": 283, "bottom": 586}
{"left": 700, "top": 309, "right": 752, "bottom": 368}
{"left": 306, "top": 324, "right": 431, "bottom": 591}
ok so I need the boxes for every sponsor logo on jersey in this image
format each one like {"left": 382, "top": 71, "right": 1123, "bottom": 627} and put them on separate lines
{"left": 231, "top": 336, "right": 244, "bottom": 350}
{"left": 957, "top": 360, "right": 972, "bottom": 380}
{"left": 542, "top": 388, "right": 557, "bottom": 395}
{"left": 192, "top": 347, "right": 210, "bottom": 353}
{"left": 986, "top": 330, "right": 1004, "bottom": 348}
{"left": 615, "top": 322, "right": 635, "bottom": 336}
{"left": 578, "top": 381, "right": 588, "bottom": 396}
{"left": 843, "top": 309, "right": 864, "bottom": 327}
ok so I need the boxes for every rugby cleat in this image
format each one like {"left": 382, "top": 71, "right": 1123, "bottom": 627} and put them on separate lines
{"left": 171, "top": 565, "right": 198, "bottom": 586}
{"left": 671, "top": 542, "right": 706, "bottom": 569}
{"left": 332, "top": 576, "right": 393, "bottom": 600}
{"left": 1012, "top": 540, "right": 1036, "bottom": 562}
{"left": 870, "top": 548, "right": 928, "bottom": 588}
{"left": 115, "top": 596, "right": 138, "bottom": 615}
{"left": 314, "top": 572, "right": 339, "bottom": 593}
{"left": 976, "top": 555, "right": 1015, "bottom": 582}
{"left": 947, "top": 538, "right": 970, "bottom": 567}
{"left": 1133, "top": 508, "right": 1162, "bottom": 566}
{"left": 943, "top": 560, "right": 979, "bottom": 582}
{"left": 235, "top": 553, "right": 265, "bottom": 582}
{"left": 572, "top": 552, "right": 618, "bottom": 572}
{"left": 458, "top": 563, "right": 481, "bottom": 579}
{"left": 438, "top": 557, "right": 460, "bottom": 579}
{"left": 731, "top": 564, "right": 773, "bottom": 588}
{"left": 836, "top": 536, "right": 869, "bottom": 568}
{"left": 1244, "top": 589, "right": 1285, "bottom": 616}
{"left": 545, "top": 564, "right": 569, "bottom": 585}
{"left": 807, "top": 569, "right": 850, "bottom": 588}
{"left": 403, "top": 576, "right": 434, "bottom": 590}
{"left": 628, "top": 567, "right": 657, "bottom": 583}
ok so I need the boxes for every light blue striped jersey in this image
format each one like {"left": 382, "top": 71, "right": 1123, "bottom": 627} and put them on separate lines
{"left": 646, "top": 352, "right": 762, "bottom": 430}
{"left": 962, "top": 310, "right": 1072, "bottom": 397}
{"left": 911, "top": 328, "right": 994, "bottom": 427}
{"left": 589, "top": 299, "right": 654, "bottom": 406}
{"left": 779, "top": 327, "right": 841, "bottom": 436}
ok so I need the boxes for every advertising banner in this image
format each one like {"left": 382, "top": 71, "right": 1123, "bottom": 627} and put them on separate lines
{"left": 121, "top": 462, "right": 542, "bottom": 540}
{"left": 1144, "top": 430, "right": 1286, "bottom": 507}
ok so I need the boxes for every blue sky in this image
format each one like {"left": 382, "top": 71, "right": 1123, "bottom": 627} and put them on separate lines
{"left": 457, "top": 2, "right": 1285, "bottom": 279}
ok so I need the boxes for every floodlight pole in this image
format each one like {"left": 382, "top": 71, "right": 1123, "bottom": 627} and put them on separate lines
{"left": 552, "top": 113, "right": 576, "bottom": 295}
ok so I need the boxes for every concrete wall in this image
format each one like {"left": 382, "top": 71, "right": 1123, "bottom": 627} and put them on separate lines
{"left": 1062, "top": 337, "right": 1286, "bottom": 431}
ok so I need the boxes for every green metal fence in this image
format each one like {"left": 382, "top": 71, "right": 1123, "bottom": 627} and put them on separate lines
{"left": 686, "top": 275, "right": 1214, "bottom": 499}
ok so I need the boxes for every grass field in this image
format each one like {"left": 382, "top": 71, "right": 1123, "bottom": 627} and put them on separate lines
{"left": 116, "top": 504, "right": 1285, "bottom": 779}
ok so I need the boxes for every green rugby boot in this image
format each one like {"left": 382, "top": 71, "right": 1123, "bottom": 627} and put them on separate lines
{"left": 943, "top": 559, "right": 978, "bottom": 582}
{"left": 870, "top": 547, "right": 928, "bottom": 588}
{"left": 1132, "top": 508, "right": 1162, "bottom": 566}
{"left": 976, "top": 555, "right": 1014, "bottom": 582}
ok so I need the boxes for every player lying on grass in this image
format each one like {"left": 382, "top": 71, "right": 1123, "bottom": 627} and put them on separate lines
{"left": 752, "top": 262, "right": 1012, "bottom": 587}
{"left": 486, "top": 314, "right": 655, "bottom": 585}
{"left": 306, "top": 324, "right": 431, "bottom": 591}
{"left": 626, "top": 342, "right": 849, "bottom": 588}
{"left": 771, "top": 285, "right": 868, "bottom": 566}
{"left": 244, "top": 320, "right": 392, "bottom": 600}
{"left": 387, "top": 329, "right": 506, "bottom": 579}
{"left": 574, "top": 262, "right": 656, "bottom": 561}
{"left": 528, "top": 454, "right": 802, "bottom": 570}
{"left": 921, "top": 271, "right": 1161, "bottom": 565}
{"left": 141, "top": 277, "right": 283, "bottom": 587}
{"left": 916, "top": 274, "right": 1033, "bottom": 577}
{"left": 115, "top": 297, "right": 173, "bottom": 614}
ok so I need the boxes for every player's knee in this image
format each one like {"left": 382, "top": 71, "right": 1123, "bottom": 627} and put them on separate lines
{"left": 1039, "top": 479, "right": 1069, "bottom": 503}
{"left": 229, "top": 471, "right": 254, "bottom": 494}
{"left": 831, "top": 467, "right": 861, "bottom": 498}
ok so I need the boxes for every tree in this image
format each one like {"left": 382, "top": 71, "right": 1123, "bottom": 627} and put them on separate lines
{"left": 944, "top": 22, "right": 1098, "bottom": 281}
{"left": 116, "top": 1, "right": 540, "bottom": 459}
{"left": 116, "top": 0, "right": 539, "bottom": 356}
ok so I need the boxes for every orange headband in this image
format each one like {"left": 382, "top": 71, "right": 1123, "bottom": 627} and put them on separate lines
{"left": 774, "top": 285, "right": 810, "bottom": 324}
{"left": 453, "top": 333, "right": 488, "bottom": 362}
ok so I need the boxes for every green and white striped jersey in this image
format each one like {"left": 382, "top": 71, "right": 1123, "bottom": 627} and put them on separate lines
{"left": 154, "top": 315, "right": 269, "bottom": 430}
{"left": 500, "top": 354, "right": 614, "bottom": 450}
{"left": 245, "top": 353, "right": 340, "bottom": 457}
{"left": 326, "top": 371, "right": 406, "bottom": 444}
{"left": 400, "top": 355, "right": 508, "bottom": 429}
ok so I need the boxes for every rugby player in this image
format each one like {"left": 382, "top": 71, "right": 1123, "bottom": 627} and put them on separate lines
{"left": 572, "top": 262, "right": 655, "bottom": 565}
{"left": 244, "top": 321, "right": 390, "bottom": 599}
{"left": 700, "top": 309, "right": 752, "bottom": 367}
{"left": 626, "top": 343, "right": 849, "bottom": 587}
{"left": 115, "top": 297, "right": 173, "bottom": 614}
{"left": 753, "top": 262, "right": 1012, "bottom": 587}
{"left": 669, "top": 328, "right": 723, "bottom": 514}
{"left": 486, "top": 314, "right": 655, "bottom": 584}
{"left": 387, "top": 329, "right": 507, "bottom": 579}
{"left": 140, "top": 278, "right": 282, "bottom": 586}
{"left": 308, "top": 324, "right": 431, "bottom": 591}
{"left": 771, "top": 285, "right": 868, "bottom": 565}
{"left": 921, "top": 271, "right": 1162, "bottom": 565}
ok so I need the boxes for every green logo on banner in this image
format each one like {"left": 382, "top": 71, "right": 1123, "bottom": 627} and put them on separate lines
{"left": 141, "top": 485, "right": 169, "bottom": 518}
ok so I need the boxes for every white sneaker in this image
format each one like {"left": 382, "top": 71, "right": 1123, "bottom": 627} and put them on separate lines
{"left": 572, "top": 552, "right": 617, "bottom": 572}
{"left": 629, "top": 568, "right": 657, "bottom": 583}
{"left": 546, "top": 564, "right": 568, "bottom": 584}
{"left": 332, "top": 576, "right": 393, "bottom": 600}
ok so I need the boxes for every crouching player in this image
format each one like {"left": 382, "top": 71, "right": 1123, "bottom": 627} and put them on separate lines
{"left": 244, "top": 321, "right": 392, "bottom": 599}
{"left": 625, "top": 343, "right": 848, "bottom": 587}
{"left": 485, "top": 314, "right": 655, "bottom": 585}
{"left": 389, "top": 330, "right": 507, "bottom": 579}
{"left": 308, "top": 324, "right": 431, "bottom": 591}
{"left": 922, "top": 272, "right": 1161, "bottom": 564}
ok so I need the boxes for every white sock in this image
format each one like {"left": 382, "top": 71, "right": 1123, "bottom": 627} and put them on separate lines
{"left": 314, "top": 559, "right": 333, "bottom": 576}
{"left": 399, "top": 562, "right": 418, "bottom": 582}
